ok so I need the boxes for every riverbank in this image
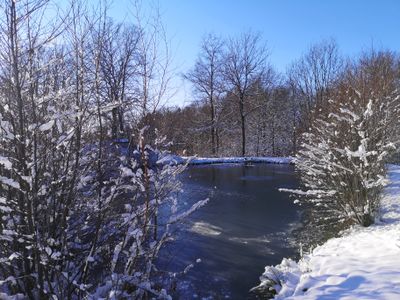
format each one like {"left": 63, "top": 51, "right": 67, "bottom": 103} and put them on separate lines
{"left": 186, "top": 156, "right": 293, "bottom": 165}
{"left": 255, "top": 164, "right": 400, "bottom": 299}
{"left": 160, "top": 155, "right": 294, "bottom": 166}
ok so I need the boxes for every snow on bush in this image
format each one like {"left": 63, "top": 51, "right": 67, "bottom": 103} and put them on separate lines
{"left": 281, "top": 88, "right": 400, "bottom": 227}
{"left": 0, "top": 2, "right": 208, "bottom": 298}
{"left": 0, "top": 124, "right": 207, "bottom": 299}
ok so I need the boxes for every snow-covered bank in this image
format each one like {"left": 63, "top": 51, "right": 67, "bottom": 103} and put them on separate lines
{"left": 162, "top": 156, "right": 294, "bottom": 165}
{"left": 187, "top": 156, "right": 293, "bottom": 165}
{"left": 255, "top": 164, "right": 400, "bottom": 299}
{"left": 158, "top": 155, "right": 293, "bottom": 166}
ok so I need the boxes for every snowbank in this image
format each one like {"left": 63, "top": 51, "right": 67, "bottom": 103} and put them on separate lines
{"left": 183, "top": 156, "right": 293, "bottom": 165}
{"left": 158, "top": 155, "right": 293, "bottom": 166}
{"left": 256, "top": 164, "right": 400, "bottom": 299}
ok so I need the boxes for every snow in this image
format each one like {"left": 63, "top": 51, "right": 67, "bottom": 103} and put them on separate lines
{"left": 169, "top": 198, "right": 209, "bottom": 224}
{"left": 0, "top": 292, "right": 25, "bottom": 300}
{"left": 0, "top": 176, "right": 20, "bottom": 189}
{"left": 157, "top": 155, "right": 293, "bottom": 166}
{"left": 156, "top": 154, "right": 185, "bottom": 165}
{"left": 256, "top": 164, "right": 400, "bottom": 299}
{"left": 184, "top": 156, "right": 293, "bottom": 165}
{"left": 38, "top": 119, "right": 55, "bottom": 131}
{"left": 0, "top": 156, "right": 12, "bottom": 170}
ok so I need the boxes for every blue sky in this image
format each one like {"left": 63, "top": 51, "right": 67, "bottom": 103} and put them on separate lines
{"left": 108, "top": 0, "right": 400, "bottom": 106}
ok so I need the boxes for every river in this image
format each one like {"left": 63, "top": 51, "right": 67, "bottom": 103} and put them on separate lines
{"left": 161, "top": 163, "right": 302, "bottom": 299}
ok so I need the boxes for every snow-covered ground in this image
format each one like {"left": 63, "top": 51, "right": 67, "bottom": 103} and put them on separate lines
{"left": 256, "top": 164, "right": 400, "bottom": 299}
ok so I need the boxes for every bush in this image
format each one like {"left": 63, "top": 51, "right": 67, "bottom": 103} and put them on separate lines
{"left": 282, "top": 87, "right": 400, "bottom": 227}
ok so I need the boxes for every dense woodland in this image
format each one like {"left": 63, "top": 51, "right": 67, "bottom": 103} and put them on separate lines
{"left": 156, "top": 37, "right": 400, "bottom": 158}
{"left": 0, "top": 0, "right": 400, "bottom": 299}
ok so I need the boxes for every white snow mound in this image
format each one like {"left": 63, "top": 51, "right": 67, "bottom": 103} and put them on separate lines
{"left": 259, "top": 164, "right": 400, "bottom": 300}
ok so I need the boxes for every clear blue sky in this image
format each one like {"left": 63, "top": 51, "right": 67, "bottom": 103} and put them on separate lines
{"left": 108, "top": 0, "right": 400, "bottom": 106}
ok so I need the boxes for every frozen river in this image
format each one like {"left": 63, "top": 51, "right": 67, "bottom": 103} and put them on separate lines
{"left": 160, "top": 163, "right": 302, "bottom": 299}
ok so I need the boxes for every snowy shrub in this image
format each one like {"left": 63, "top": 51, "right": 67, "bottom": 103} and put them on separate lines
{"left": 0, "top": 120, "right": 207, "bottom": 299}
{"left": 0, "top": 1, "right": 207, "bottom": 298}
{"left": 77, "top": 129, "right": 208, "bottom": 299}
{"left": 282, "top": 87, "right": 400, "bottom": 227}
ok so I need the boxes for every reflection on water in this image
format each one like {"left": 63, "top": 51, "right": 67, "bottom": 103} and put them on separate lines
{"left": 160, "top": 163, "right": 301, "bottom": 299}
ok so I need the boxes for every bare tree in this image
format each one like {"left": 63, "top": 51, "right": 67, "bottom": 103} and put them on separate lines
{"left": 224, "top": 31, "right": 270, "bottom": 156}
{"left": 288, "top": 38, "right": 343, "bottom": 129}
{"left": 184, "top": 33, "right": 225, "bottom": 155}
{"left": 95, "top": 19, "right": 140, "bottom": 139}
{"left": 131, "top": 0, "right": 174, "bottom": 125}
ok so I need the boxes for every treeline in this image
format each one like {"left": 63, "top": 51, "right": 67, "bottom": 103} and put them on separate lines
{"left": 152, "top": 35, "right": 400, "bottom": 158}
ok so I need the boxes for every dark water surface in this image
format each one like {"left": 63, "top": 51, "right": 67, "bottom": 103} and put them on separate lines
{"left": 161, "top": 163, "right": 301, "bottom": 299}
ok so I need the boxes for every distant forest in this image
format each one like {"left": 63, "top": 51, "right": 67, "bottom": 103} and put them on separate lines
{"left": 153, "top": 36, "right": 399, "bottom": 158}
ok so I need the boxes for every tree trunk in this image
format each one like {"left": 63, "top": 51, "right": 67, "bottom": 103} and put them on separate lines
{"left": 239, "top": 97, "right": 246, "bottom": 156}
{"left": 210, "top": 99, "right": 216, "bottom": 155}
{"left": 111, "top": 107, "right": 118, "bottom": 139}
